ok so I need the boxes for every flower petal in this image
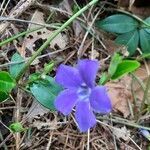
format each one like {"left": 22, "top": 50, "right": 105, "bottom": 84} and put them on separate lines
{"left": 75, "top": 101, "right": 96, "bottom": 132}
{"left": 90, "top": 86, "right": 112, "bottom": 113}
{"left": 55, "top": 64, "right": 83, "bottom": 89}
{"left": 55, "top": 89, "right": 78, "bottom": 115}
{"left": 77, "top": 59, "right": 99, "bottom": 87}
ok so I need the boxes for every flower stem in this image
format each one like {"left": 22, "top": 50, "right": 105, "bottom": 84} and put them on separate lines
{"left": 15, "top": 0, "right": 99, "bottom": 82}
{"left": 0, "top": 27, "right": 43, "bottom": 47}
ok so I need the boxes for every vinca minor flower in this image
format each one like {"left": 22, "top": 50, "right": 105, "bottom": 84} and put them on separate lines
{"left": 55, "top": 59, "right": 112, "bottom": 132}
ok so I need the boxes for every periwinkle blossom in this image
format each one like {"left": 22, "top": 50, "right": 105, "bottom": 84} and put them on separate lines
{"left": 140, "top": 129, "right": 150, "bottom": 140}
{"left": 54, "top": 59, "right": 112, "bottom": 132}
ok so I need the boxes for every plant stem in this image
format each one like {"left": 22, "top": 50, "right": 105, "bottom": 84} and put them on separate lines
{"left": 98, "top": 116, "right": 150, "bottom": 131}
{"left": 15, "top": 0, "right": 99, "bottom": 82}
{"left": 140, "top": 75, "right": 150, "bottom": 112}
{"left": 0, "top": 27, "right": 43, "bottom": 47}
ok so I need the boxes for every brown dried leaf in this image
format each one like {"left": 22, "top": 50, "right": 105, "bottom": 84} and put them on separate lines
{"left": 112, "top": 126, "right": 130, "bottom": 141}
{"left": 107, "top": 62, "right": 150, "bottom": 117}
{"left": 106, "top": 78, "right": 132, "bottom": 118}
{"left": 131, "top": 63, "right": 150, "bottom": 101}
{"left": 32, "top": 120, "right": 57, "bottom": 130}
{"left": 25, "top": 100, "right": 49, "bottom": 122}
{"left": 23, "top": 10, "right": 68, "bottom": 54}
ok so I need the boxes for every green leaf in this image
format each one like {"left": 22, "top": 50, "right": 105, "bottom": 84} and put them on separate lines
{"left": 108, "top": 53, "right": 122, "bottom": 76}
{"left": 28, "top": 73, "right": 40, "bottom": 84}
{"left": 44, "top": 61, "right": 54, "bottom": 75}
{"left": 99, "top": 72, "right": 109, "bottom": 85}
{"left": 0, "top": 71, "right": 16, "bottom": 92}
{"left": 111, "top": 60, "right": 140, "bottom": 80}
{"left": 0, "top": 91, "right": 9, "bottom": 102}
{"left": 9, "top": 122, "right": 26, "bottom": 133}
{"left": 9, "top": 53, "right": 25, "bottom": 78}
{"left": 30, "top": 76, "right": 63, "bottom": 110}
{"left": 96, "top": 14, "right": 139, "bottom": 34}
{"left": 144, "top": 17, "right": 150, "bottom": 33}
{"left": 140, "top": 29, "right": 150, "bottom": 53}
{"left": 115, "top": 30, "right": 139, "bottom": 55}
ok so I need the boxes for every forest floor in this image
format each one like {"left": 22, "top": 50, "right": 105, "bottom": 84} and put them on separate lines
{"left": 0, "top": 0, "right": 150, "bottom": 149}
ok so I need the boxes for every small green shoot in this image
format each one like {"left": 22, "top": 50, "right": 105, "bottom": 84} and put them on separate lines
{"left": 9, "top": 122, "right": 26, "bottom": 133}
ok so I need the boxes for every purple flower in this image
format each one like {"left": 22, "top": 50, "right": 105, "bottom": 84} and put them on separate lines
{"left": 54, "top": 59, "right": 112, "bottom": 132}
{"left": 140, "top": 129, "right": 150, "bottom": 140}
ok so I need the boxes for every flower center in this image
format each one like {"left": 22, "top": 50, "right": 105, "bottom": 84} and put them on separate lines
{"left": 77, "top": 84, "right": 91, "bottom": 101}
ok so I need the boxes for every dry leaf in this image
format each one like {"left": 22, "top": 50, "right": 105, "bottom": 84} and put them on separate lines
{"left": 32, "top": 120, "right": 57, "bottom": 130}
{"left": 130, "top": 63, "right": 150, "bottom": 101}
{"left": 25, "top": 100, "right": 49, "bottom": 122}
{"left": 106, "top": 78, "right": 132, "bottom": 118}
{"left": 59, "top": 0, "right": 83, "bottom": 37}
{"left": 112, "top": 126, "right": 130, "bottom": 141}
{"left": 107, "top": 62, "right": 150, "bottom": 117}
{"left": 23, "top": 10, "right": 68, "bottom": 55}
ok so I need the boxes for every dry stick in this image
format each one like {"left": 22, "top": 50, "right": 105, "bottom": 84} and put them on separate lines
{"left": 98, "top": 116, "right": 150, "bottom": 131}
{"left": 1, "top": 0, "right": 11, "bottom": 16}
{"left": 46, "top": 131, "right": 54, "bottom": 150}
{"left": 0, "top": 133, "right": 13, "bottom": 148}
{"left": 0, "top": 17, "right": 60, "bottom": 29}
{"left": 14, "top": 89, "right": 22, "bottom": 150}
{"left": 15, "top": 0, "right": 99, "bottom": 82}
{"left": 140, "top": 75, "right": 150, "bottom": 112}
{"left": 87, "top": 129, "right": 90, "bottom": 150}
{"left": 78, "top": 8, "right": 101, "bottom": 57}
{"left": 96, "top": 120, "right": 142, "bottom": 150}
{"left": 0, "top": 0, "right": 36, "bottom": 34}
{"left": 0, "top": 48, "right": 68, "bottom": 68}
{"left": 0, "top": 0, "right": 6, "bottom": 13}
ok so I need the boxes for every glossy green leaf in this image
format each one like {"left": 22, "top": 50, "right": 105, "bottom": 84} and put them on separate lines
{"left": 30, "top": 76, "right": 63, "bottom": 110}
{"left": 9, "top": 53, "right": 25, "bottom": 78}
{"left": 115, "top": 30, "right": 139, "bottom": 55}
{"left": 0, "top": 91, "right": 9, "bottom": 102}
{"left": 108, "top": 53, "right": 122, "bottom": 76}
{"left": 9, "top": 122, "right": 25, "bottom": 133}
{"left": 111, "top": 60, "right": 140, "bottom": 80}
{"left": 0, "top": 71, "right": 16, "bottom": 92}
{"left": 140, "top": 29, "right": 150, "bottom": 53}
{"left": 96, "top": 14, "right": 139, "bottom": 34}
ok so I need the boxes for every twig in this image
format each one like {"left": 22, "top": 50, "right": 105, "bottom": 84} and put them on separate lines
{"left": 0, "top": 133, "right": 12, "bottom": 148}
{"left": 96, "top": 119, "right": 142, "bottom": 150}
{"left": 0, "top": 17, "right": 60, "bottom": 29}
{"left": 0, "top": 0, "right": 36, "bottom": 34}
{"left": 14, "top": 89, "right": 22, "bottom": 150}
{"left": 0, "top": 131, "right": 8, "bottom": 150}
{"left": 0, "top": 47, "right": 69, "bottom": 68}
{"left": 78, "top": 8, "right": 102, "bottom": 57}
{"left": 97, "top": 116, "right": 150, "bottom": 131}
{"left": 1, "top": 0, "right": 10, "bottom": 16}
{"left": 87, "top": 129, "right": 90, "bottom": 150}
{"left": 46, "top": 131, "right": 54, "bottom": 150}
{"left": 140, "top": 75, "right": 150, "bottom": 111}
{"left": 0, "top": 27, "right": 43, "bottom": 47}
